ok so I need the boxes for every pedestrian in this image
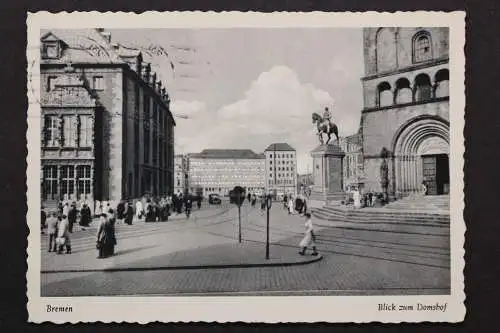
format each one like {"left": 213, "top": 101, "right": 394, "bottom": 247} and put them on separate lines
{"left": 353, "top": 189, "right": 362, "bottom": 209}
{"left": 299, "top": 213, "right": 318, "bottom": 256}
{"left": 79, "top": 203, "right": 92, "bottom": 227}
{"left": 368, "top": 191, "right": 373, "bottom": 207}
{"left": 288, "top": 196, "right": 294, "bottom": 214}
{"left": 96, "top": 213, "right": 116, "bottom": 259}
{"left": 260, "top": 195, "right": 266, "bottom": 215}
{"left": 125, "top": 202, "right": 134, "bottom": 225}
{"left": 251, "top": 194, "right": 256, "bottom": 207}
{"left": 116, "top": 200, "right": 125, "bottom": 223}
{"left": 62, "top": 202, "right": 70, "bottom": 217}
{"left": 135, "top": 200, "right": 143, "bottom": 220}
{"left": 56, "top": 214, "right": 71, "bottom": 254}
{"left": 41, "top": 207, "right": 47, "bottom": 234}
{"left": 68, "top": 202, "right": 77, "bottom": 233}
{"left": 46, "top": 211, "right": 58, "bottom": 252}
{"left": 283, "top": 194, "right": 288, "bottom": 210}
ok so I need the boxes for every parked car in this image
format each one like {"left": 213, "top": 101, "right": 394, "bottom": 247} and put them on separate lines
{"left": 208, "top": 193, "right": 222, "bottom": 205}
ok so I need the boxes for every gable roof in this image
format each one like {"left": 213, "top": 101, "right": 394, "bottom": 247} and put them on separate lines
{"left": 189, "top": 149, "right": 264, "bottom": 159}
{"left": 264, "top": 143, "right": 296, "bottom": 152}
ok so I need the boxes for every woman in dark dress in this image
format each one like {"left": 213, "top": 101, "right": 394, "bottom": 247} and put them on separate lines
{"left": 79, "top": 204, "right": 92, "bottom": 227}
{"left": 125, "top": 202, "right": 134, "bottom": 225}
{"left": 96, "top": 213, "right": 117, "bottom": 258}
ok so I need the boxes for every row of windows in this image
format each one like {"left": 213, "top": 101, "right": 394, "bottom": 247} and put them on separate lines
{"left": 47, "top": 76, "right": 104, "bottom": 92}
{"left": 43, "top": 115, "right": 93, "bottom": 148}
{"left": 269, "top": 173, "right": 294, "bottom": 178}
{"left": 269, "top": 160, "right": 294, "bottom": 165}
{"left": 189, "top": 161, "right": 264, "bottom": 166}
{"left": 268, "top": 153, "right": 294, "bottom": 158}
{"left": 268, "top": 179, "right": 294, "bottom": 185}
{"left": 270, "top": 166, "right": 294, "bottom": 172}
{"left": 376, "top": 69, "right": 449, "bottom": 108}
{"left": 42, "top": 165, "right": 92, "bottom": 200}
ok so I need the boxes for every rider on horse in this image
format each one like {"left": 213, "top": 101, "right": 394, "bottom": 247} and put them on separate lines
{"left": 322, "top": 107, "right": 333, "bottom": 133}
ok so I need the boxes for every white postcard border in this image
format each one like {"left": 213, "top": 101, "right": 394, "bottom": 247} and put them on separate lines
{"left": 26, "top": 11, "right": 466, "bottom": 323}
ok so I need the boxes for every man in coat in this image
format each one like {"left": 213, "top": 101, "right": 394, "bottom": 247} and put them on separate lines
{"left": 46, "top": 211, "right": 59, "bottom": 252}
{"left": 67, "top": 203, "right": 78, "bottom": 233}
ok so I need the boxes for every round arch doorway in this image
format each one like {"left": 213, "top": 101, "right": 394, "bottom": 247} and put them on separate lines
{"left": 392, "top": 116, "right": 450, "bottom": 197}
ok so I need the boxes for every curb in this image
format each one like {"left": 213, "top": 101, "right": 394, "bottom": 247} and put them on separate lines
{"left": 41, "top": 254, "right": 323, "bottom": 274}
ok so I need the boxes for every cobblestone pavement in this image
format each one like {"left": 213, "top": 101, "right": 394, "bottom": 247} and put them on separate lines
{"left": 41, "top": 205, "right": 450, "bottom": 296}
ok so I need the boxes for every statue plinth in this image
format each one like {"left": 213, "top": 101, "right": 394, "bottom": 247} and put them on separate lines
{"left": 308, "top": 143, "right": 345, "bottom": 208}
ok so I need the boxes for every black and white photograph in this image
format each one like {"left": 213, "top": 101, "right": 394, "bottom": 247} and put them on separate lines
{"left": 27, "top": 11, "right": 465, "bottom": 323}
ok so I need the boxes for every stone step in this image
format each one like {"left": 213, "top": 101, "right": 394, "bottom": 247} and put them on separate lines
{"left": 316, "top": 208, "right": 450, "bottom": 222}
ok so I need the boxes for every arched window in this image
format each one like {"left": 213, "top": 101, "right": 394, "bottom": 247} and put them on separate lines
{"left": 413, "top": 31, "right": 432, "bottom": 63}
{"left": 377, "top": 82, "right": 392, "bottom": 107}
{"left": 414, "top": 73, "right": 432, "bottom": 102}
{"left": 395, "top": 78, "right": 412, "bottom": 104}
{"left": 376, "top": 28, "right": 396, "bottom": 72}
{"left": 434, "top": 69, "right": 449, "bottom": 98}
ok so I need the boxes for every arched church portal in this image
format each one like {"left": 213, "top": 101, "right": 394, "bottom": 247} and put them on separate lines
{"left": 393, "top": 116, "right": 450, "bottom": 196}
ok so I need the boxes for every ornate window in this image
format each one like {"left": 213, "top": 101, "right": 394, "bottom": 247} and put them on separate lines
{"left": 63, "top": 115, "right": 77, "bottom": 147}
{"left": 60, "top": 165, "right": 76, "bottom": 198}
{"left": 413, "top": 31, "right": 432, "bottom": 63}
{"left": 377, "top": 82, "right": 392, "bottom": 107}
{"left": 44, "top": 115, "right": 59, "bottom": 147}
{"left": 42, "top": 165, "right": 58, "bottom": 200}
{"left": 76, "top": 165, "right": 92, "bottom": 197}
{"left": 79, "top": 115, "right": 93, "bottom": 147}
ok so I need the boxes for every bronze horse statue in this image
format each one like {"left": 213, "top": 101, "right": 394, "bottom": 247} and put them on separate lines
{"left": 312, "top": 112, "right": 339, "bottom": 145}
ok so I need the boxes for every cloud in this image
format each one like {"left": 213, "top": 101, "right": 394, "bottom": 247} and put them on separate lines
{"left": 174, "top": 65, "right": 359, "bottom": 173}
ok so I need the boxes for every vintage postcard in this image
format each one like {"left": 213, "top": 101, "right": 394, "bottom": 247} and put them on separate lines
{"left": 26, "top": 11, "right": 466, "bottom": 323}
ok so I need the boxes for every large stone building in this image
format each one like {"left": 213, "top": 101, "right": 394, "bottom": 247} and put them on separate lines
{"left": 360, "top": 27, "right": 450, "bottom": 197}
{"left": 40, "top": 29, "right": 175, "bottom": 207}
{"left": 264, "top": 143, "right": 297, "bottom": 196}
{"left": 173, "top": 154, "right": 189, "bottom": 195}
{"left": 338, "top": 133, "right": 364, "bottom": 192}
{"left": 188, "top": 149, "right": 265, "bottom": 197}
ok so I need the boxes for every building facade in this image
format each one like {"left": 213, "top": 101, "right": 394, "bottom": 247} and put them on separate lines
{"left": 264, "top": 143, "right": 297, "bottom": 196}
{"left": 40, "top": 29, "right": 175, "bottom": 207}
{"left": 173, "top": 154, "right": 189, "bottom": 195}
{"left": 338, "top": 133, "right": 364, "bottom": 191}
{"left": 360, "top": 27, "right": 450, "bottom": 197}
{"left": 188, "top": 149, "right": 265, "bottom": 197}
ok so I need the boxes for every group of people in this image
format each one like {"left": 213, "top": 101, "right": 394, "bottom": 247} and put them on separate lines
{"left": 283, "top": 194, "right": 308, "bottom": 216}
{"left": 133, "top": 192, "right": 198, "bottom": 222}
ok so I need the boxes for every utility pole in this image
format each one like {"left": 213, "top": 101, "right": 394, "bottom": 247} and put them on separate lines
{"left": 266, "top": 194, "right": 272, "bottom": 259}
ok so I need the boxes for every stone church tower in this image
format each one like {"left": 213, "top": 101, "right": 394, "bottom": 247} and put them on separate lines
{"left": 360, "top": 27, "right": 450, "bottom": 197}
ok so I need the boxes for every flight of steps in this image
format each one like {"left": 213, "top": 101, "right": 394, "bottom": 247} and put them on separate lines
{"left": 384, "top": 195, "right": 450, "bottom": 212}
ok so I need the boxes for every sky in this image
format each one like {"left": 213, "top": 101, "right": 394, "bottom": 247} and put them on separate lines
{"left": 109, "top": 28, "right": 365, "bottom": 174}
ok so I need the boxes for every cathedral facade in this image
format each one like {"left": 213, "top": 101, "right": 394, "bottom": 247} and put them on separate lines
{"left": 360, "top": 27, "right": 450, "bottom": 197}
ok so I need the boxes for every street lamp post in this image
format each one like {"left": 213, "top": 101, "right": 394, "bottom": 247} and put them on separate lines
{"left": 266, "top": 194, "right": 272, "bottom": 260}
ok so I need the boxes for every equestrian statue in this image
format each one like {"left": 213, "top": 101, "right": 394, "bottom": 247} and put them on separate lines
{"left": 312, "top": 107, "right": 339, "bottom": 145}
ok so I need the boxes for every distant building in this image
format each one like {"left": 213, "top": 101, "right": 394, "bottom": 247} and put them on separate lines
{"left": 264, "top": 143, "right": 297, "bottom": 196}
{"left": 360, "top": 28, "right": 449, "bottom": 197}
{"left": 173, "top": 154, "right": 189, "bottom": 195}
{"left": 40, "top": 29, "right": 175, "bottom": 207}
{"left": 188, "top": 149, "right": 265, "bottom": 197}
{"left": 338, "top": 133, "right": 364, "bottom": 191}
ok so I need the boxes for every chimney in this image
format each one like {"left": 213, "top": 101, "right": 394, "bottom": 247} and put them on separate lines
{"left": 156, "top": 80, "right": 162, "bottom": 93}
{"left": 151, "top": 73, "right": 157, "bottom": 87}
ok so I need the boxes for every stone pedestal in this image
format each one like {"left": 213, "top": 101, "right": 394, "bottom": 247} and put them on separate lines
{"left": 308, "top": 143, "right": 345, "bottom": 208}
